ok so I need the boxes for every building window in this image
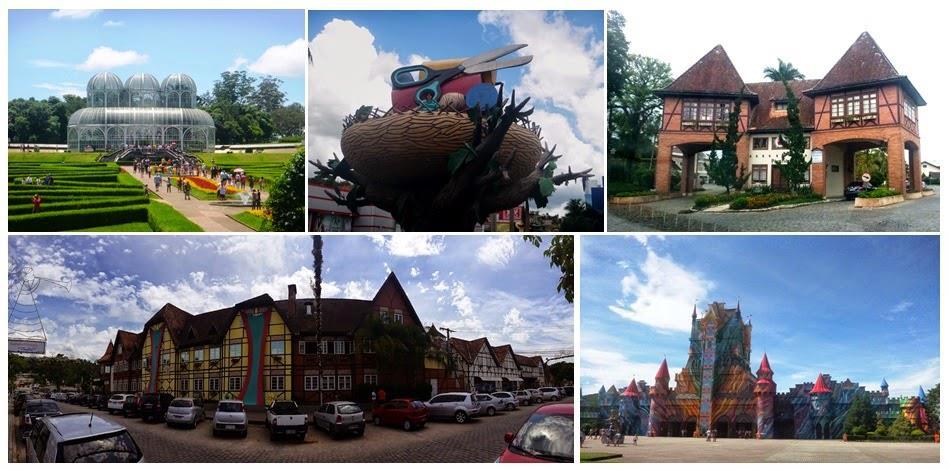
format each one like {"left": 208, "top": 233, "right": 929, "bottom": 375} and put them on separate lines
{"left": 833, "top": 90, "right": 877, "bottom": 122}
{"left": 338, "top": 375, "right": 352, "bottom": 391}
{"left": 180, "top": 379, "right": 189, "bottom": 392}
{"left": 904, "top": 99, "right": 917, "bottom": 122}
{"left": 752, "top": 165, "right": 768, "bottom": 184}
{"left": 270, "top": 340, "right": 284, "bottom": 355}
{"left": 752, "top": 137, "right": 769, "bottom": 150}
{"left": 831, "top": 97, "right": 845, "bottom": 119}
{"left": 300, "top": 340, "right": 321, "bottom": 355}
{"left": 209, "top": 347, "right": 220, "bottom": 360}
{"left": 380, "top": 307, "right": 390, "bottom": 323}
{"left": 209, "top": 378, "right": 220, "bottom": 392}
{"left": 771, "top": 137, "right": 785, "bottom": 149}
{"left": 305, "top": 376, "right": 319, "bottom": 391}
{"left": 862, "top": 92, "right": 877, "bottom": 115}
{"left": 320, "top": 340, "right": 329, "bottom": 354}
{"left": 394, "top": 311, "right": 403, "bottom": 324}
{"left": 804, "top": 137, "right": 811, "bottom": 149}
{"left": 228, "top": 377, "right": 241, "bottom": 391}
{"left": 773, "top": 101, "right": 788, "bottom": 111}
{"left": 180, "top": 351, "right": 189, "bottom": 363}
{"left": 270, "top": 376, "right": 285, "bottom": 391}
{"left": 193, "top": 379, "right": 203, "bottom": 391}
{"left": 229, "top": 343, "right": 241, "bottom": 358}
{"left": 362, "top": 339, "right": 375, "bottom": 354}
{"left": 682, "top": 101, "right": 698, "bottom": 121}
{"left": 321, "top": 375, "right": 336, "bottom": 391}
{"left": 194, "top": 350, "right": 204, "bottom": 362}
{"left": 161, "top": 353, "right": 170, "bottom": 366}
{"left": 364, "top": 374, "right": 378, "bottom": 386}
{"left": 334, "top": 340, "right": 346, "bottom": 355}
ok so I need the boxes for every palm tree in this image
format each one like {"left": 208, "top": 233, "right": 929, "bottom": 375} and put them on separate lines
{"left": 310, "top": 235, "right": 323, "bottom": 404}
{"left": 763, "top": 59, "right": 805, "bottom": 82}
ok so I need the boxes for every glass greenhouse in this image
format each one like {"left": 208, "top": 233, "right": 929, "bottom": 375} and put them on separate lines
{"left": 67, "top": 72, "right": 215, "bottom": 152}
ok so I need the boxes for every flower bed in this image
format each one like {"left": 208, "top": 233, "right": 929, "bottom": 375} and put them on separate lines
{"left": 180, "top": 176, "right": 239, "bottom": 194}
{"left": 693, "top": 192, "right": 745, "bottom": 210}
{"left": 729, "top": 193, "right": 822, "bottom": 210}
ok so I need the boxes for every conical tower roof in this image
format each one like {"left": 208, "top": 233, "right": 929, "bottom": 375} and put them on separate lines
{"left": 810, "top": 373, "right": 832, "bottom": 394}
{"left": 656, "top": 358, "right": 670, "bottom": 380}
{"left": 757, "top": 353, "right": 772, "bottom": 374}
{"left": 623, "top": 378, "right": 640, "bottom": 397}
{"left": 656, "top": 45, "right": 755, "bottom": 99}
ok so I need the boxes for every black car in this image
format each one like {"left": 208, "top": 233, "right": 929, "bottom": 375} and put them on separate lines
{"left": 122, "top": 395, "right": 141, "bottom": 417}
{"left": 85, "top": 394, "right": 102, "bottom": 408}
{"left": 95, "top": 394, "right": 110, "bottom": 411}
{"left": 20, "top": 399, "right": 63, "bottom": 438}
{"left": 845, "top": 181, "right": 873, "bottom": 200}
{"left": 139, "top": 393, "right": 175, "bottom": 422}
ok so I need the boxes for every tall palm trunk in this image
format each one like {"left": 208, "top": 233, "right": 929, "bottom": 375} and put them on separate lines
{"left": 311, "top": 235, "right": 323, "bottom": 404}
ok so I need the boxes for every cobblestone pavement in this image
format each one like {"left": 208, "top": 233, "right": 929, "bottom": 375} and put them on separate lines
{"left": 581, "top": 436, "right": 939, "bottom": 463}
{"left": 608, "top": 187, "right": 939, "bottom": 232}
{"left": 11, "top": 400, "right": 566, "bottom": 463}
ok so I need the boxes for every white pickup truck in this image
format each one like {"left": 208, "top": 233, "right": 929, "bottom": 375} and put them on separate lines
{"left": 265, "top": 400, "right": 308, "bottom": 440}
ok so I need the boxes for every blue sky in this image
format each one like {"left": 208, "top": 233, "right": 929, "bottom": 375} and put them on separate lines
{"left": 8, "top": 235, "right": 572, "bottom": 364}
{"left": 9, "top": 9, "right": 304, "bottom": 103}
{"left": 580, "top": 235, "right": 939, "bottom": 397}
{"left": 307, "top": 10, "right": 604, "bottom": 215}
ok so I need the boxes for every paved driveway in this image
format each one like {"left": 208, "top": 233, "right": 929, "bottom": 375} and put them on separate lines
{"left": 609, "top": 187, "right": 939, "bottom": 232}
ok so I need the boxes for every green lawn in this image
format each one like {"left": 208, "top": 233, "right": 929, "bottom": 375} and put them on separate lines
{"left": 8, "top": 152, "right": 102, "bottom": 163}
{"left": 69, "top": 222, "right": 154, "bottom": 232}
{"left": 231, "top": 211, "right": 271, "bottom": 231}
{"left": 193, "top": 151, "right": 294, "bottom": 183}
{"left": 580, "top": 451, "right": 623, "bottom": 462}
{"left": 146, "top": 202, "right": 203, "bottom": 232}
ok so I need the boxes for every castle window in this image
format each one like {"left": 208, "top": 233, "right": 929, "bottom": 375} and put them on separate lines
{"left": 752, "top": 137, "right": 769, "bottom": 150}
{"left": 752, "top": 165, "right": 768, "bottom": 184}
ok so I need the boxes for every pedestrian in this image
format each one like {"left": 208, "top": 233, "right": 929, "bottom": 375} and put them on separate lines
{"left": 166, "top": 175, "right": 172, "bottom": 193}
{"left": 31, "top": 194, "right": 42, "bottom": 213}
{"left": 183, "top": 181, "right": 191, "bottom": 200}
{"left": 371, "top": 391, "right": 377, "bottom": 404}
{"left": 153, "top": 173, "right": 161, "bottom": 191}
{"left": 632, "top": 434, "right": 638, "bottom": 446}
{"left": 706, "top": 429, "right": 711, "bottom": 442}
{"left": 377, "top": 388, "right": 386, "bottom": 403}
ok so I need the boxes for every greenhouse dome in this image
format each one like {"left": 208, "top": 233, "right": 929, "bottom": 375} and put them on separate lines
{"left": 67, "top": 72, "right": 215, "bottom": 151}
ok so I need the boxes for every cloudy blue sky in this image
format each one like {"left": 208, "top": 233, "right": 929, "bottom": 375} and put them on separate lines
{"left": 307, "top": 10, "right": 604, "bottom": 215}
{"left": 580, "top": 235, "right": 939, "bottom": 397}
{"left": 9, "top": 9, "right": 304, "bottom": 103}
{"left": 8, "top": 235, "right": 572, "bottom": 363}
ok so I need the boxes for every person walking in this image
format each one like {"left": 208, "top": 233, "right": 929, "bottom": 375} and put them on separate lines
{"left": 183, "top": 181, "right": 191, "bottom": 200}
{"left": 31, "top": 194, "right": 42, "bottom": 213}
{"left": 166, "top": 175, "right": 172, "bottom": 193}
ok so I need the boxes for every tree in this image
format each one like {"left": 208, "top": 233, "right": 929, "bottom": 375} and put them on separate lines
{"left": 925, "top": 383, "right": 939, "bottom": 433}
{"left": 707, "top": 95, "right": 749, "bottom": 193}
{"left": 766, "top": 60, "right": 810, "bottom": 194}
{"left": 271, "top": 103, "right": 305, "bottom": 138}
{"left": 606, "top": 11, "right": 631, "bottom": 105}
{"left": 200, "top": 71, "right": 276, "bottom": 144}
{"left": 523, "top": 235, "right": 574, "bottom": 303}
{"left": 887, "top": 412, "right": 916, "bottom": 437}
{"left": 546, "top": 361, "right": 574, "bottom": 386}
{"left": 311, "top": 235, "right": 323, "bottom": 404}
{"left": 843, "top": 393, "right": 876, "bottom": 434}
{"left": 559, "top": 199, "right": 603, "bottom": 232}
{"left": 8, "top": 95, "right": 86, "bottom": 144}
{"left": 252, "top": 76, "right": 287, "bottom": 113}
{"left": 267, "top": 148, "right": 305, "bottom": 231}
{"left": 354, "top": 317, "right": 431, "bottom": 397}
{"left": 855, "top": 148, "right": 888, "bottom": 186}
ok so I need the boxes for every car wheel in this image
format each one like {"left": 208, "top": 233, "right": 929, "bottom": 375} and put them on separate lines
{"left": 356, "top": 428, "right": 365, "bottom": 437}
{"left": 374, "top": 416, "right": 381, "bottom": 426}
{"left": 212, "top": 429, "right": 219, "bottom": 437}
{"left": 240, "top": 430, "right": 247, "bottom": 438}
{"left": 487, "top": 407, "right": 496, "bottom": 417}
{"left": 192, "top": 418, "right": 198, "bottom": 429}
{"left": 403, "top": 420, "right": 412, "bottom": 431}
{"left": 506, "top": 403, "right": 514, "bottom": 411}
{"left": 454, "top": 411, "right": 468, "bottom": 424}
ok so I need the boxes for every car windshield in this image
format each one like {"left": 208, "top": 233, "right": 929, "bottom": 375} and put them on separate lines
{"left": 218, "top": 402, "right": 244, "bottom": 412}
{"left": 169, "top": 399, "right": 192, "bottom": 408}
{"left": 26, "top": 402, "right": 59, "bottom": 414}
{"left": 60, "top": 431, "right": 142, "bottom": 463}
{"left": 411, "top": 401, "right": 425, "bottom": 409}
{"left": 337, "top": 404, "right": 362, "bottom": 415}
{"left": 109, "top": 395, "right": 123, "bottom": 401}
{"left": 508, "top": 413, "right": 573, "bottom": 462}
{"left": 271, "top": 402, "right": 299, "bottom": 413}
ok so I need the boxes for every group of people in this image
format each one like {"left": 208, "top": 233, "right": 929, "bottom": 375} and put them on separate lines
{"left": 581, "top": 427, "right": 637, "bottom": 448}
{"left": 249, "top": 188, "right": 264, "bottom": 209}
{"left": 18, "top": 174, "right": 54, "bottom": 186}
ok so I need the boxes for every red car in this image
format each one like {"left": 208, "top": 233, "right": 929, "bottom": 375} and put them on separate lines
{"left": 498, "top": 403, "right": 573, "bottom": 463}
{"left": 371, "top": 399, "right": 428, "bottom": 431}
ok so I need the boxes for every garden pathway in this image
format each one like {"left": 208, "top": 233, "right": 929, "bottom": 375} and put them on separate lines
{"left": 123, "top": 168, "right": 253, "bottom": 232}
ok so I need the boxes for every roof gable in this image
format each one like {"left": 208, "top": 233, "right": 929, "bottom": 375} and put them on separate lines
{"left": 745, "top": 80, "right": 818, "bottom": 131}
{"left": 810, "top": 32, "right": 899, "bottom": 93}
{"left": 371, "top": 272, "right": 424, "bottom": 328}
{"left": 658, "top": 45, "right": 754, "bottom": 98}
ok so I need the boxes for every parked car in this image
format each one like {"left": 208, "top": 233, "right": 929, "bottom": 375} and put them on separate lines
{"left": 497, "top": 403, "right": 573, "bottom": 463}
{"left": 526, "top": 389, "right": 544, "bottom": 404}
{"left": 165, "top": 397, "right": 205, "bottom": 429}
{"left": 85, "top": 394, "right": 102, "bottom": 408}
{"left": 95, "top": 395, "right": 110, "bottom": 411}
{"left": 845, "top": 181, "right": 872, "bottom": 200}
{"left": 122, "top": 395, "right": 141, "bottom": 418}
{"left": 265, "top": 400, "right": 308, "bottom": 440}
{"left": 313, "top": 401, "right": 365, "bottom": 438}
{"left": 107, "top": 394, "right": 134, "bottom": 415}
{"left": 212, "top": 400, "right": 248, "bottom": 437}
{"left": 539, "top": 387, "right": 561, "bottom": 401}
{"left": 557, "top": 387, "right": 566, "bottom": 398}
{"left": 371, "top": 399, "right": 428, "bottom": 431}
{"left": 512, "top": 390, "right": 532, "bottom": 406}
{"left": 475, "top": 393, "right": 504, "bottom": 416}
{"left": 564, "top": 386, "right": 574, "bottom": 397}
{"left": 20, "top": 399, "right": 62, "bottom": 439}
{"left": 424, "top": 393, "right": 480, "bottom": 424}
{"left": 491, "top": 392, "right": 519, "bottom": 411}
{"left": 139, "top": 393, "right": 175, "bottom": 422}
{"left": 26, "top": 413, "right": 144, "bottom": 463}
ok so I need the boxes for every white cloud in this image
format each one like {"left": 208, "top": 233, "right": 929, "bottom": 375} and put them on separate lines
{"left": 886, "top": 357, "right": 939, "bottom": 397}
{"left": 76, "top": 47, "right": 148, "bottom": 71}
{"left": 227, "top": 57, "right": 250, "bottom": 72}
{"left": 103, "top": 20, "right": 124, "bottom": 27}
{"left": 477, "top": 237, "right": 516, "bottom": 268}
{"left": 581, "top": 348, "right": 670, "bottom": 390}
{"left": 33, "top": 82, "right": 85, "bottom": 97}
{"left": 530, "top": 109, "right": 601, "bottom": 211}
{"left": 608, "top": 249, "right": 713, "bottom": 332}
{"left": 368, "top": 235, "right": 446, "bottom": 257}
{"left": 409, "top": 267, "right": 421, "bottom": 278}
{"left": 50, "top": 10, "right": 100, "bottom": 20}
{"left": 30, "top": 59, "right": 70, "bottom": 68}
{"left": 242, "top": 38, "right": 306, "bottom": 77}
{"left": 631, "top": 234, "right": 666, "bottom": 246}
{"left": 432, "top": 280, "right": 449, "bottom": 292}
{"left": 450, "top": 281, "right": 475, "bottom": 317}
{"left": 890, "top": 301, "right": 913, "bottom": 313}
{"left": 501, "top": 307, "right": 528, "bottom": 343}
{"left": 307, "top": 19, "right": 411, "bottom": 165}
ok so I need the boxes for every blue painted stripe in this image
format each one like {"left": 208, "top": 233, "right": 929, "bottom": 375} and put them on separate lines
{"left": 244, "top": 314, "right": 265, "bottom": 406}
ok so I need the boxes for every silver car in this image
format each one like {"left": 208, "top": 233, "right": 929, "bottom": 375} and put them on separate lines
{"left": 26, "top": 413, "right": 143, "bottom": 463}
{"left": 512, "top": 390, "right": 532, "bottom": 406}
{"left": 424, "top": 393, "right": 480, "bottom": 423}
{"left": 527, "top": 389, "right": 544, "bottom": 404}
{"left": 491, "top": 391, "right": 519, "bottom": 411}
{"left": 165, "top": 397, "right": 205, "bottom": 429}
{"left": 539, "top": 387, "right": 561, "bottom": 401}
{"left": 475, "top": 393, "right": 505, "bottom": 416}
{"left": 212, "top": 400, "right": 247, "bottom": 438}
{"left": 312, "top": 401, "right": 365, "bottom": 438}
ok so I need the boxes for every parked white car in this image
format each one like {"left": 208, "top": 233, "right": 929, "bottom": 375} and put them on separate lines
{"left": 474, "top": 393, "right": 504, "bottom": 416}
{"left": 539, "top": 387, "right": 561, "bottom": 401}
{"left": 491, "top": 391, "right": 519, "bottom": 411}
{"left": 526, "top": 389, "right": 544, "bottom": 404}
{"left": 212, "top": 400, "right": 247, "bottom": 438}
{"left": 107, "top": 394, "right": 134, "bottom": 415}
{"left": 266, "top": 400, "right": 308, "bottom": 440}
{"left": 512, "top": 390, "right": 532, "bottom": 406}
{"left": 165, "top": 397, "right": 205, "bottom": 429}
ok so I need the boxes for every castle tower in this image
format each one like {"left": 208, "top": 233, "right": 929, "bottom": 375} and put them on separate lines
{"left": 753, "top": 353, "right": 776, "bottom": 438}
{"left": 648, "top": 359, "right": 671, "bottom": 437}
{"left": 809, "top": 373, "right": 833, "bottom": 439}
{"left": 622, "top": 378, "right": 642, "bottom": 435}
{"left": 880, "top": 378, "right": 889, "bottom": 398}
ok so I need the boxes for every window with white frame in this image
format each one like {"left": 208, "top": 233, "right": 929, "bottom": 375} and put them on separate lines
{"left": 752, "top": 165, "right": 768, "bottom": 184}
{"left": 180, "top": 351, "right": 189, "bottom": 363}
{"left": 270, "top": 375, "right": 285, "bottom": 391}
{"left": 394, "top": 310, "right": 403, "bottom": 324}
{"left": 305, "top": 376, "right": 319, "bottom": 391}
{"left": 904, "top": 99, "right": 917, "bottom": 122}
{"left": 209, "top": 347, "right": 220, "bottom": 360}
{"left": 209, "top": 378, "right": 220, "bottom": 391}
{"left": 180, "top": 379, "right": 189, "bottom": 392}
{"left": 193, "top": 379, "right": 203, "bottom": 391}
{"left": 229, "top": 343, "right": 241, "bottom": 357}
{"left": 270, "top": 339, "right": 284, "bottom": 355}
{"left": 362, "top": 339, "right": 375, "bottom": 353}
{"left": 161, "top": 353, "right": 170, "bottom": 366}
{"left": 334, "top": 340, "right": 346, "bottom": 355}
{"left": 300, "top": 340, "right": 320, "bottom": 355}
{"left": 228, "top": 377, "right": 241, "bottom": 391}
{"left": 364, "top": 374, "right": 378, "bottom": 386}
{"left": 380, "top": 307, "right": 390, "bottom": 323}
{"left": 338, "top": 375, "right": 352, "bottom": 390}
{"left": 194, "top": 349, "right": 204, "bottom": 362}
{"left": 321, "top": 375, "right": 336, "bottom": 391}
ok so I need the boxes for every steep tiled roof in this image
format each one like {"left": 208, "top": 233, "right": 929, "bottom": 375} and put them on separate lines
{"left": 657, "top": 45, "right": 755, "bottom": 98}
{"left": 143, "top": 303, "right": 193, "bottom": 346}
{"left": 97, "top": 340, "right": 114, "bottom": 363}
{"left": 746, "top": 80, "right": 818, "bottom": 131}
{"left": 513, "top": 353, "right": 543, "bottom": 368}
{"left": 114, "top": 330, "right": 143, "bottom": 360}
{"left": 450, "top": 337, "right": 499, "bottom": 366}
{"left": 275, "top": 298, "right": 373, "bottom": 335}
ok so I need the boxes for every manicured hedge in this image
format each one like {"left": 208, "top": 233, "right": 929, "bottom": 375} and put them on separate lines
{"left": 9, "top": 189, "right": 145, "bottom": 198}
{"left": 9, "top": 196, "right": 148, "bottom": 216}
{"left": 694, "top": 192, "right": 746, "bottom": 210}
{"left": 729, "top": 193, "right": 822, "bottom": 210}
{"left": 9, "top": 205, "right": 149, "bottom": 232}
{"left": 857, "top": 187, "right": 901, "bottom": 198}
